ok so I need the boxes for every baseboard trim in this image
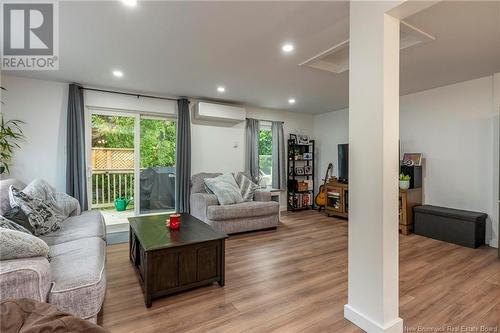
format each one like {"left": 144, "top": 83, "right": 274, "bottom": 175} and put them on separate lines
{"left": 344, "top": 304, "right": 403, "bottom": 333}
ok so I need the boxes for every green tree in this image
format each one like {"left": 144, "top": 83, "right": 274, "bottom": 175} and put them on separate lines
{"left": 91, "top": 115, "right": 176, "bottom": 168}
{"left": 140, "top": 118, "right": 176, "bottom": 168}
{"left": 259, "top": 129, "right": 272, "bottom": 155}
{"left": 259, "top": 129, "right": 272, "bottom": 176}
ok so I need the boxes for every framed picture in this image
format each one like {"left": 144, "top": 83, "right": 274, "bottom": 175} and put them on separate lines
{"left": 303, "top": 152, "right": 312, "bottom": 160}
{"left": 289, "top": 134, "right": 297, "bottom": 142}
{"left": 295, "top": 167, "right": 305, "bottom": 175}
{"left": 297, "top": 135, "right": 309, "bottom": 145}
{"left": 304, "top": 165, "right": 312, "bottom": 175}
{"left": 402, "top": 153, "right": 422, "bottom": 166}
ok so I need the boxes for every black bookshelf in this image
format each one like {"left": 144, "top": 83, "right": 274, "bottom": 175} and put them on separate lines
{"left": 287, "top": 139, "right": 315, "bottom": 211}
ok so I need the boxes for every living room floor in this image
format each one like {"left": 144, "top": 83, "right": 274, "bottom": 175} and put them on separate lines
{"left": 101, "top": 211, "right": 500, "bottom": 333}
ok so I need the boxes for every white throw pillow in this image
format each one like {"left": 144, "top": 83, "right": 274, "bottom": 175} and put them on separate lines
{"left": 204, "top": 173, "right": 244, "bottom": 205}
{"left": 0, "top": 228, "right": 49, "bottom": 260}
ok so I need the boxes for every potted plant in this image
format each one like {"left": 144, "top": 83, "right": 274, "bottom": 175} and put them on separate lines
{"left": 0, "top": 115, "right": 25, "bottom": 174}
{"left": 399, "top": 173, "right": 411, "bottom": 190}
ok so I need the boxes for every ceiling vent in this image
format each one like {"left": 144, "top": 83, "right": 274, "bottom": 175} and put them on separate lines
{"left": 299, "top": 21, "right": 435, "bottom": 74}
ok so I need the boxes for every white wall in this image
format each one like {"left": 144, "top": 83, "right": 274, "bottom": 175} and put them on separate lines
{"left": 190, "top": 103, "right": 314, "bottom": 175}
{"left": 1, "top": 75, "right": 68, "bottom": 191}
{"left": 400, "top": 75, "right": 498, "bottom": 247}
{"left": 314, "top": 75, "right": 499, "bottom": 247}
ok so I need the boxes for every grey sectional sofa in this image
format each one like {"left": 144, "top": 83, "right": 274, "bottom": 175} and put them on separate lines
{"left": 190, "top": 173, "right": 280, "bottom": 234}
{"left": 0, "top": 179, "right": 106, "bottom": 323}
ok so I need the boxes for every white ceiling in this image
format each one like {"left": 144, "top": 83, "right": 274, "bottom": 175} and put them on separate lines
{"left": 4, "top": 1, "right": 500, "bottom": 114}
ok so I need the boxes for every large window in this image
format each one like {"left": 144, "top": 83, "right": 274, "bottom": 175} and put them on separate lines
{"left": 259, "top": 126, "right": 272, "bottom": 188}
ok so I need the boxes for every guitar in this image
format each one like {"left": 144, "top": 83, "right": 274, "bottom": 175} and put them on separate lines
{"left": 314, "top": 163, "right": 333, "bottom": 211}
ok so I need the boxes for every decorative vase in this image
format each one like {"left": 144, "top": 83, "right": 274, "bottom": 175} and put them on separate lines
{"left": 399, "top": 180, "right": 410, "bottom": 190}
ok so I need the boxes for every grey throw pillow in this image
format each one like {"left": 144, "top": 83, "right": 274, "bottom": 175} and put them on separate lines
{"left": 22, "top": 179, "right": 80, "bottom": 221}
{"left": 204, "top": 173, "right": 244, "bottom": 205}
{"left": 0, "top": 228, "right": 49, "bottom": 260}
{"left": 3, "top": 206, "right": 34, "bottom": 234}
{"left": 0, "top": 216, "right": 32, "bottom": 234}
{"left": 235, "top": 172, "right": 259, "bottom": 202}
{"left": 9, "top": 186, "right": 60, "bottom": 236}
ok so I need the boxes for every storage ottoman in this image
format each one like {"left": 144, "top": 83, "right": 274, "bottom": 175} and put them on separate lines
{"left": 414, "top": 205, "right": 487, "bottom": 248}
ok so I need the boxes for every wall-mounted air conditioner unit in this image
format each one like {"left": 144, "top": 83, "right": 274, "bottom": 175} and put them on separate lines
{"left": 194, "top": 102, "right": 246, "bottom": 123}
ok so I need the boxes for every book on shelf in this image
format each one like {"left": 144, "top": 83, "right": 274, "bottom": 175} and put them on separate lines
{"left": 288, "top": 192, "right": 313, "bottom": 209}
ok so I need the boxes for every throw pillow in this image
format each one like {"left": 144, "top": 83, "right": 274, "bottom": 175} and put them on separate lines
{"left": 0, "top": 216, "right": 32, "bottom": 234}
{"left": 3, "top": 206, "right": 34, "bottom": 234}
{"left": 235, "top": 172, "right": 259, "bottom": 202}
{"left": 9, "top": 186, "right": 60, "bottom": 236}
{"left": 0, "top": 228, "right": 49, "bottom": 260}
{"left": 204, "top": 173, "right": 244, "bottom": 205}
{"left": 22, "top": 179, "right": 80, "bottom": 222}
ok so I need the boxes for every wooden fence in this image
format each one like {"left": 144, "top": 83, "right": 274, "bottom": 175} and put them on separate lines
{"left": 91, "top": 148, "right": 134, "bottom": 208}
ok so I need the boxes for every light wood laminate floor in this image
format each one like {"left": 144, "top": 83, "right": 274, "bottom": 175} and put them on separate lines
{"left": 101, "top": 211, "right": 499, "bottom": 332}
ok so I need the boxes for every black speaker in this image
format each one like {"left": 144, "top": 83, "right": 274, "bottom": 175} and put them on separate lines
{"left": 400, "top": 165, "right": 422, "bottom": 189}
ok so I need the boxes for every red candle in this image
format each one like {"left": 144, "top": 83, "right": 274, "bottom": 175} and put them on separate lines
{"left": 169, "top": 213, "right": 181, "bottom": 230}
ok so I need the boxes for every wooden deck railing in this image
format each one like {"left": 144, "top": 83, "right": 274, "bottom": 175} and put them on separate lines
{"left": 91, "top": 170, "right": 134, "bottom": 208}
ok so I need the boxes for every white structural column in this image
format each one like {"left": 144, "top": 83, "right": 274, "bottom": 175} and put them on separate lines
{"left": 344, "top": 2, "right": 403, "bottom": 333}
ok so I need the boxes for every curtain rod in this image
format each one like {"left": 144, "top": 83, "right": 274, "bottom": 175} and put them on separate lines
{"left": 79, "top": 87, "right": 182, "bottom": 102}
{"left": 247, "top": 117, "right": 284, "bottom": 124}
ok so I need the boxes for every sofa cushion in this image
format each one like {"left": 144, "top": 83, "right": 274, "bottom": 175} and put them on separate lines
{"left": 0, "top": 179, "right": 26, "bottom": 216}
{"left": 205, "top": 173, "right": 244, "bottom": 205}
{"left": 191, "top": 173, "right": 222, "bottom": 194}
{"left": 0, "top": 228, "right": 49, "bottom": 260}
{"left": 39, "top": 210, "right": 105, "bottom": 246}
{"left": 48, "top": 237, "right": 106, "bottom": 320}
{"left": 207, "top": 201, "right": 279, "bottom": 221}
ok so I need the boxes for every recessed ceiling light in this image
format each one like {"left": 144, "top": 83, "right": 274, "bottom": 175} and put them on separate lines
{"left": 112, "top": 70, "right": 124, "bottom": 78}
{"left": 217, "top": 86, "right": 226, "bottom": 93}
{"left": 282, "top": 43, "right": 294, "bottom": 53}
{"left": 288, "top": 98, "right": 296, "bottom": 104}
{"left": 121, "top": 0, "right": 137, "bottom": 7}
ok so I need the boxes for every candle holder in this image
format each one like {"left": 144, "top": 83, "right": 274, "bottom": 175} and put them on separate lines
{"left": 168, "top": 213, "right": 181, "bottom": 230}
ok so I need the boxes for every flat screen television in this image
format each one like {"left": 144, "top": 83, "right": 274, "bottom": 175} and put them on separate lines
{"left": 338, "top": 144, "right": 348, "bottom": 182}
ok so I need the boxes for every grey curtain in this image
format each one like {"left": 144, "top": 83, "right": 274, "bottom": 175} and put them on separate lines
{"left": 175, "top": 98, "right": 191, "bottom": 213}
{"left": 272, "top": 121, "right": 286, "bottom": 189}
{"left": 245, "top": 118, "right": 260, "bottom": 183}
{"left": 66, "top": 84, "right": 88, "bottom": 211}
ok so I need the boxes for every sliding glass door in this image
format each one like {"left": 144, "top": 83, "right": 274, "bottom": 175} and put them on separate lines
{"left": 88, "top": 110, "right": 176, "bottom": 227}
{"left": 139, "top": 117, "right": 176, "bottom": 214}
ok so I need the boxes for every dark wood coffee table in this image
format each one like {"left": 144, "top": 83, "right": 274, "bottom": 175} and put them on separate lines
{"left": 128, "top": 213, "right": 228, "bottom": 307}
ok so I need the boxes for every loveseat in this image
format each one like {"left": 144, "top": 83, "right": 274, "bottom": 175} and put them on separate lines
{"left": 0, "top": 179, "right": 106, "bottom": 323}
{"left": 190, "top": 173, "right": 280, "bottom": 234}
